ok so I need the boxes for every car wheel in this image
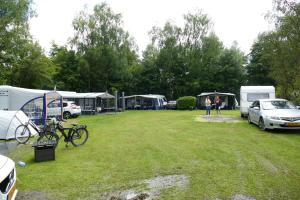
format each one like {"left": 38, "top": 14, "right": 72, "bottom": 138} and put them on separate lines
{"left": 259, "top": 117, "right": 266, "bottom": 131}
{"left": 63, "top": 111, "right": 71, "bottom": 119}
{"left": 248, "top": 115, "right": 252, "bottom": 124}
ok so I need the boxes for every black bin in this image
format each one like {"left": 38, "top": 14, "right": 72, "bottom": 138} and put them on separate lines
{"left": 32, "top": 140, "right": 56, "bottom": 162}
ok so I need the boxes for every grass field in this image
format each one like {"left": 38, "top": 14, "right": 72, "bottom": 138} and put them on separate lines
{"left": 11, "top": 110, "right": 300, "bottom": 200}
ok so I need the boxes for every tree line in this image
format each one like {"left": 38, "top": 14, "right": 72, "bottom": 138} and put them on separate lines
{"left": 1, "top": 0, "right": 299, "bottom": 102}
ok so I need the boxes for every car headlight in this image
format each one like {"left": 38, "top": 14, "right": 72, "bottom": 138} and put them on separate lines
{"left": 268, "top": 116, "right": 281, "bottom": 120}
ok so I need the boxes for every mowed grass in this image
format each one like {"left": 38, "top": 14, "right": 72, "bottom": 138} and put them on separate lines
{"left": 11, "top": 110, "right": 300, "bottom": 199}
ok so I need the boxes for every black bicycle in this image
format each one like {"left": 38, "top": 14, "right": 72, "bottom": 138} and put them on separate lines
{"left": 52, "top": 120, "right": 89, "bottom": 147}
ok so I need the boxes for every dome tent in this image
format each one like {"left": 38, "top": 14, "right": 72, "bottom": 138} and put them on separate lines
{"left": 0, "top": 110, "right": 37, "bottom": 140}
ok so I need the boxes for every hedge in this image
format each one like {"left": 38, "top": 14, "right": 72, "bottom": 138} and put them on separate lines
{"left": 176, "top": 96, "right": 196, "bottom": 110}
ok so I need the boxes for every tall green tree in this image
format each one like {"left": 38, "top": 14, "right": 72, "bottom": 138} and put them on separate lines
{"left": 216, "top": 44, "right": 246, "bottom": 95}
{"left": 9, "top": 41, "right": 56, "bottom": 89}
{"left": 51, "top": 45, "right": 83, "bottom": 91}
{"left": 0, "top": 0, "right": 34, "bottom": 84}
{"left": 248, "top": 0, "right": 300, "bottom": 102}
{"left": 145, "top": 11, "right": 245, "bottom": 99}
{"left": 70, "top": 3, "right": 139, "bottom": 93}
{"left": 246, "top": 34, "right": 275, "bottom": 86}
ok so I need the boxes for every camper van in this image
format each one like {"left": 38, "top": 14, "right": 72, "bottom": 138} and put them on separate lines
{"left": 240, "top": 86, "right": 275, "bottom": 117}
{"left": 0, "top": 155, "right": 17, "bottom": 200}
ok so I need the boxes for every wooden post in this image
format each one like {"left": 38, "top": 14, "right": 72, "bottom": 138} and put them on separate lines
{"left": 122, "top": 92, "right": 125, "bottom": 111}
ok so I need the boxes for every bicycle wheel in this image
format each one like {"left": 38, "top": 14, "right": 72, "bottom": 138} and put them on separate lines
{"left": 15, "top": 125, "right": 31, "bottom": 144}
{"left": 71, "top": 128, "right": 88, "bottom": 147}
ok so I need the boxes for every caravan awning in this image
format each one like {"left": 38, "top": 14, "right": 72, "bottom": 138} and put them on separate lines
{"left": 58, "top": 92, "right": 115, "bottom": 99}
{"left": 124, "top": 94, "right": 165, "bottom": 99}
{"left": 0, "top": 85, "right": 62, "bottom": 111}
{"left": 197, "top": 92, "right": 235, "bottom": 97}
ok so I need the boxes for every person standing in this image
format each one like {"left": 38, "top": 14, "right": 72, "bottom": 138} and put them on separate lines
{"left": 205, "top": 96, "right": 211, "bottom": 115}
{"left": 215, "top": 96, "right": 222, "bottom": 115}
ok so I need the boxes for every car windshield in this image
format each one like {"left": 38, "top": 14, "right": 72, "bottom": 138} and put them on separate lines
{"left": 262, "top": 100, "right": 296, "bottom": 110}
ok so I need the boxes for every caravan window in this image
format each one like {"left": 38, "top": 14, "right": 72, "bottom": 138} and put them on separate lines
{"left": 247, "top": 93, "right": 269, "bottom": 102}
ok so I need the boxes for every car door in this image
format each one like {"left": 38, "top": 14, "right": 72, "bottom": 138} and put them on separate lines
{"left": 248, "top": 101, "right": 256, "bottom": 122}
{"left": 252, "top": 101, "right": 261, "bottom": 124}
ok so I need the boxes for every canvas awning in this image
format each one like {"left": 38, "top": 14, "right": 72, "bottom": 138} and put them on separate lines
{"left": 58, "top": 91, "right": 115, "bottom": 99}
{"left": 198, "top": 92, "right": 235, "bottom": 97}
{"left": 124, "top": 94, "right": 166, "bottom": 99}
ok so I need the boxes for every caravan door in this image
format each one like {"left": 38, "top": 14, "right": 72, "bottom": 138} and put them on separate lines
{"left": 0, "top": 89, "right": 9, "bottom": 110}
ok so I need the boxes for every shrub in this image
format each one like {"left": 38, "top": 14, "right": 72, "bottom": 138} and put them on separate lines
{"left": 176, "top": 96, "right": 196, "bottom": 110}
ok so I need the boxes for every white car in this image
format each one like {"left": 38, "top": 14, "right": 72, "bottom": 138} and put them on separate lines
{"left": 48, "top": 101, "right": 81, "bottom": 119}
{"left": 0, "top": 155, "right": 17, "bottom": 200}
{"left": 248, "top": 99, "right": 300, "bottom": 130}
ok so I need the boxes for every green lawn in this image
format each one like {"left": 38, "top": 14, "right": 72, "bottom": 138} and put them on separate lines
{"left": 11, "top": 110, "right": 300, "bottom": 199}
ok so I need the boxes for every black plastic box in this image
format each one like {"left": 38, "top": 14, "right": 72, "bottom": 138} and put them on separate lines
{"left": 32, "top": 141, "right": 56, "bottom": 162}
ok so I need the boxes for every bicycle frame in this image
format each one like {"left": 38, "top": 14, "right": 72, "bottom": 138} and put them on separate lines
{"left": 55, "top": 125, "right": 75, "bottom": 142}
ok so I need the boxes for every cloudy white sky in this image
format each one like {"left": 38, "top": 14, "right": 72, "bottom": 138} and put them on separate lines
{"left": 29, "top": 0, "right": 274, "bottom": 56}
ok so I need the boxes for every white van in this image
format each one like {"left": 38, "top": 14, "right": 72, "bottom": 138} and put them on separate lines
{"left": 240, "top": 86, "right": 275, "bottom": 117}
{"left": 0, "top": 155, "right": 17, "bottom": 200}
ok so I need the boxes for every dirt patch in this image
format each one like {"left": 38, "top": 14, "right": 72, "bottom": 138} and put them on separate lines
{"left": 100, "top": 175, "right": 189, "bottom": 200}
{"left": 145, "top": 175, "right": 188, "bottom": 190}
{"left": 102, "top": 190, "right": 149, "bottom": 200}
{"left": 195, "top": 115, "right": 242, "bottom": 123}
{"left": 16, "top": 191, "right": 48, "bottom": 200}
{"left": 256, "top": 155, "right": 279, "bottom": 174}
{"left": 232, "top": 194, "right": 256, "bottom": 200}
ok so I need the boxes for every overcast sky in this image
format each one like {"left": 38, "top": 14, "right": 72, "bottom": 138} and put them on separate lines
{"left": 29, "top": 0, "right": 274, "bottom": 56}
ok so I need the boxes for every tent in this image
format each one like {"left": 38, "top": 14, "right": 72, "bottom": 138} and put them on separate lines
{"left": 0, "top": 85, "right": 62, "bottom": 125}
{"left": 0, "top": 110, "right": 38, "bottom": 140}
{"left": 197, "top": 92, "right": 237, "bottom": 110}
{"left": 124, "top": 95, "right": 167, "bottom": 110}
{"left": 60, "top": 92, "right": 115, "bottom": 114}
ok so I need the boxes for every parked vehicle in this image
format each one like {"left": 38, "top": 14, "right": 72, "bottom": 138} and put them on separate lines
{"left": 166, "top": 101, "right": 177, "bottom": 109}
{"left": 248, "top": 99, "right": 300, "bottom": 130}
{"left": 0, "top": 155, "right": 17, "bottom": 200}
{"left": 240, "top": 86, "right": 275, "bottom": 117}
{"left": 48, "top": 101, "right": 81, "bottom": 119}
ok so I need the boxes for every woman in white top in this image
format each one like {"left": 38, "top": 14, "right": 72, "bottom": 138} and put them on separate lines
{"left": 205, "top": 96, "right": 211, "bottom": 115}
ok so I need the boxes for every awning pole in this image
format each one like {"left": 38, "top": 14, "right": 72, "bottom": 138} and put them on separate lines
{"left": 42, "top": 93, "right": 47, "bottom": 126}
{"left": 115, "top": 91, "right": 118, "bottom": 112}
{"left": 122, "top": 92, "right": 125, "bottom": 111}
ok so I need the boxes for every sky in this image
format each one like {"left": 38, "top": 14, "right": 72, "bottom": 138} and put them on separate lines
{"left": 29, "top": 0, "right": 274, "bottom": 56}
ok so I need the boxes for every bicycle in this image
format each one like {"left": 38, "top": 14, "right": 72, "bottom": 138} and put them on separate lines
{"left": 14, "top": 119, "right": 59, "bottom": 144}
{"left": 53, "top": 120, "right": 89, "bottom": 147}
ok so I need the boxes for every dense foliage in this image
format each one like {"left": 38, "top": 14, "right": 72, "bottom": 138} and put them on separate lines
{"left": 1, "top": 1, "right": 299, "bottom": 102}
{"left": 0, "top": 0, "right": 56, "bottom": 88}
{"left": 247, "top": 0, "right": 300, "bottom": 103}
{"left": 176, "top": 96, "right": 197, "bottom": 110}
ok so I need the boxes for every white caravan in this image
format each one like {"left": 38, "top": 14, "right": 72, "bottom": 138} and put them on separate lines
{"left": 0, "top": 155, "right": 17, "bottom": 200}
{"left": 240, "top": 86, "right": 275, "bottom": 117}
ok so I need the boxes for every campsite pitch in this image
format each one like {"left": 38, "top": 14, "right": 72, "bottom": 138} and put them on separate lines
{"left": 10, "top": 110, "right": 300, "bottom": 200}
